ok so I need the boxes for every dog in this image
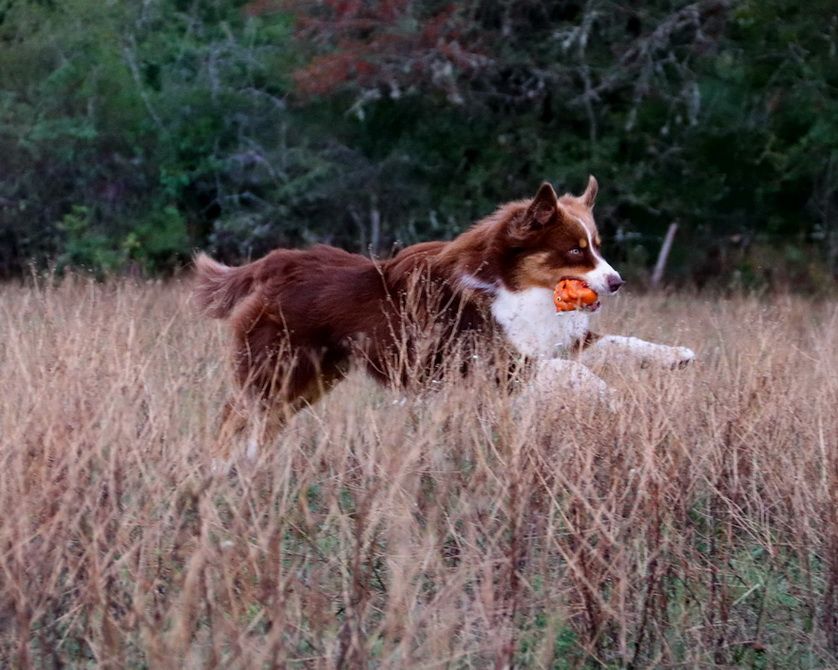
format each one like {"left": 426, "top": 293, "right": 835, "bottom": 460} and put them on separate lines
{"left": 194, "top": 177, "right": 695, "bottom": 461}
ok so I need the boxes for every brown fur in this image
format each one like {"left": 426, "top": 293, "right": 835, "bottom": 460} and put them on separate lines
{"left": 195, "top": 179, "right": 605, "bottom": 456}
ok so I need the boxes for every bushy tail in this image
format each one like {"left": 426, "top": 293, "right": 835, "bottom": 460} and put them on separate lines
{"left": 192, "top": 253, "right": 255, "bottom": 318}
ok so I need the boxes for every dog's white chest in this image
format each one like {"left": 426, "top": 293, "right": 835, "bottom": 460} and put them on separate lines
{"left": 490, "top": 287, "right": 589, "bottom": 358}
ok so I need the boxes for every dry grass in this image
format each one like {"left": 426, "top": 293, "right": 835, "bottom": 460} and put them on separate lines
{"left": 0, "top": 277, "right": 836, "bottom": 669}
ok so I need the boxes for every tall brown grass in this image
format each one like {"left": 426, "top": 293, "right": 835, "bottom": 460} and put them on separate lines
{"left": 0, "top": 277, "right": 836, "bottom": 668}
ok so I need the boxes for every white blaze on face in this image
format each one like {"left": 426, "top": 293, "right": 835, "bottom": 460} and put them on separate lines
{"left": 491, "top": 286, "right": 589, "bottom": 358}
{"left": 575, "top": 217, "right": 620, "bottom": 295}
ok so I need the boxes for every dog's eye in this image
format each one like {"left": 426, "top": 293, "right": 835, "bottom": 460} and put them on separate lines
{"left": 568, "top": 247, "right": 583, "bottom": 257}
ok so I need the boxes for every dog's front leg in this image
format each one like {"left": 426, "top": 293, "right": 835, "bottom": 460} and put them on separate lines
{"left": 579, "top": 335, "right": 695, "bottom": 369}
{"left": 519, "top": 358, "right": 618, "bottom": 410}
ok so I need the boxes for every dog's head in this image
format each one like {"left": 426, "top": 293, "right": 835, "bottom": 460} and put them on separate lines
{"left": 503, "top": 176, "right": 623, "bottom": 310}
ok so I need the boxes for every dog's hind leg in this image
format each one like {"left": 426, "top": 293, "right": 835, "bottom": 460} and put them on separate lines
{"left": 244, "top": 375, "right": 332, "bottom": 460}
{"left": 210, "top": 395, "right": 253, "bottom": 472}
{"left": 210, "top": 391, "right": 296, "bottom": 474}
{"left": 217, "top": 396, "right": 251, "bottom": 453}
{"left": 214, "top": 351, "right": 350, "bottom": 470}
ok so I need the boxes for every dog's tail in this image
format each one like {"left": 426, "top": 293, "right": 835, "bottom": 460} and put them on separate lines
{"left": 192, "top": 253, "right": 255, "bottom": 318}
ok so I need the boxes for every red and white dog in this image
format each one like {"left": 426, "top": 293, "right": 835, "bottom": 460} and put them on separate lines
{"left": 195, "top": 177, "right": 694, "bottom": 459}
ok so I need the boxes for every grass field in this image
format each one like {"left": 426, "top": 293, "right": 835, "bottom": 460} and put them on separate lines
{"left": 0, "top": 278, "right": 836, "bottom": 668}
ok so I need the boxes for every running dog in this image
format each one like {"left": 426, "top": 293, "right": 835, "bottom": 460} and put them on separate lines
{"left": 195, "top": 177, "right": 695, "bottom": 460}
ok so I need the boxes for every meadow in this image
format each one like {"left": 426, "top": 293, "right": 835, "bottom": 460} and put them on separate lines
{"left": 0, "top": 278, "right": 835, "bottom": 668}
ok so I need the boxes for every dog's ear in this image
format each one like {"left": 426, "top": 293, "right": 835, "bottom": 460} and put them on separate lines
{"left": 528, "top": 182, "right": 558, "bottom": 225}
{"left": 581, "top": 175, "right": 598, "bottom": 208}
{"left": 510, "top": 182, "right": 558, "bottom": 238}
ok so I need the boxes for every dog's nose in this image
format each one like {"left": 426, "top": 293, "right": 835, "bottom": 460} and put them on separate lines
{"left": 607, "top": 275, "right": 625, "bottom": 294}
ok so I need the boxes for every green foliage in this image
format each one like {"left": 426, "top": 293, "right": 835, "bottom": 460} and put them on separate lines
{"left": 0, "top": 0, "right": 835, "bottom": 285}
{"left": 56, "top": 206, "right": 124, "bottom": 276}
{"left": 0, "top": 0, "right": 301, "bottom": 274}
{"left": 125, "top": 205, "right": 190, "bottom": 274}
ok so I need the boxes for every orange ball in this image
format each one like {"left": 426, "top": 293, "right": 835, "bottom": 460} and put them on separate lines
{"left": 553, "top": 279, "right": 598, "bottom": 312}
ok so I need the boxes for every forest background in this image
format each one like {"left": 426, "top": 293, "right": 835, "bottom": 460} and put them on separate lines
{"left": 1, "top": 0, "right": 836, "bottom": 289}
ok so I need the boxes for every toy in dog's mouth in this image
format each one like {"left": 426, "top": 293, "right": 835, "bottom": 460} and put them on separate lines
{"left": 553, "top": 278, "right": 600, "bottom": 313}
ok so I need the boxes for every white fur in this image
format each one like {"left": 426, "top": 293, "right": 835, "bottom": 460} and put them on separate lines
{"left": 580, "top": 335, "right": 696, "bottom": 368}
{"left": 458, "top": 272, "right": 498, "bottom": 294}
{"left": 515, "top": 358, "right": 619, "bottom": 415}
{"left": 245, "top": 436, "right": 260, "bottom": 461}
{"left": 527, "top": 358, "right": 618, "bottom": 409}
{"left": 575, "top": 218, "right": 621, "bottom": 295}
{"left": 491, "top": 286, "right": 589, "bottom": 358}
{"left": 210, "top": 457, "right": 231, "bottom": 475}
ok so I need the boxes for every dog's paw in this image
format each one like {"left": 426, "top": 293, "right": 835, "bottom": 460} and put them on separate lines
{"left": 670, "top": 346, "right": 696, "bottom": 369}
{"left": 601, "top": 386, "right": 622, "bottom": 413}
{"left": 636, "top": 345, "right": 695, "bottom": 370}
{"left": 210, "top": 457, "right": 234, "bottom": 477}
